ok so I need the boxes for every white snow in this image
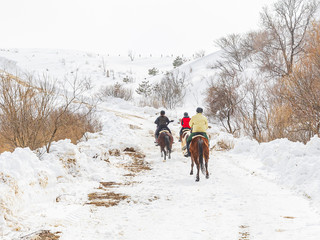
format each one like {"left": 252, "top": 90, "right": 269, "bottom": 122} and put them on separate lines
{"left": 0, "top": 48, "right": 320, "bottom": 239}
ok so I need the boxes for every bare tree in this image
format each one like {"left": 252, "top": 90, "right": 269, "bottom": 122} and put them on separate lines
{"left": 238, "top": 78, "right": 271, "bottom": 142}
{"left": 215, "top": 33, "right": 249, "bottom": 72}
{"left": 259, "top": 0, "right": 319, "bottom": 76}
{"left": 128, "top": 50, "right": 135, "bottom": 62}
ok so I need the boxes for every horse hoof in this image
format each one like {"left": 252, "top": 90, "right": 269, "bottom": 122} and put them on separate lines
{"left": 190, "top": 172, "right": 193, "bottom": 175}
{"left": 206, "top": 175, "right": 209, "bottom": 179}
{"left": 195, "top": 178, "right": 199, "bottom": 182}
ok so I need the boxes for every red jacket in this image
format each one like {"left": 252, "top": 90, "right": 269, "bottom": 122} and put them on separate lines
{"left": 181, "top": 117, "right": 191, "bottom": 128}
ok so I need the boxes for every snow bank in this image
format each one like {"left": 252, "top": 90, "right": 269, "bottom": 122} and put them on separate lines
{"left": 231, "top": 135, "right": 320, "bottom": 211}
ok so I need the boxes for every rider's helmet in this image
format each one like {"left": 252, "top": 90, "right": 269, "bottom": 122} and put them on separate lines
{"left": 196, "top": 107, "right": 203, "bottom": 113}
{"left": 184, "top": 112, "right": 188, "bottom": 117}
{"left": 160, "top": 110, "right": 165, "bottom": 115}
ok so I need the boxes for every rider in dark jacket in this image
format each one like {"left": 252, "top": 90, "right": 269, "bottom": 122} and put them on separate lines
{"left": 154, "top": 110, "right": 172, "bottom": 143}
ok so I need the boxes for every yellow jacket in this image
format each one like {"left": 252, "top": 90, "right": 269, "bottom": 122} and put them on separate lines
{"left": 190, "top": 113, "right": 208, "bottom": 133}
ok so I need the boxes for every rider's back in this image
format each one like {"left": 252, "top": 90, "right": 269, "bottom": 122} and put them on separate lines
{"left": 190, "top": 113, "right": 208, "bottom": 132}
{"left": 155, "top": 116, "right": 169, "bottom": 126}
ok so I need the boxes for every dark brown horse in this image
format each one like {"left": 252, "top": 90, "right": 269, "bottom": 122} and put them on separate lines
{"left": 158, "top": 130, "right": 173, "bottom": 161}
{"left": 190, "top": 136, "right": 209, "bottom": 181}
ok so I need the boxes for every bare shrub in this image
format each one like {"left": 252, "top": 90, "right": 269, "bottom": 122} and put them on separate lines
{"left": 0, "top": 72, "right": 101, "bottom": 153}
{"left": 155, "top": 70, "right": 188, "bottom": 109}
{"left": 194, "top": 50, "right": 206, "bottom": 59}
{"left": 138, "top": 97, "right": 162, "bottom": 109}
{"left": 50, "top": 109, "right": 102, "bottom": 145}
{"left": 100, "top": 82, "right": 133, "bottom": 101}
{"left": 205, "top": 76, "right": 242, "bottom": 135}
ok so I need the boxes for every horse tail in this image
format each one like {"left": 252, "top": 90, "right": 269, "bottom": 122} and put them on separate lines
{"left": 198, "top": 138, "right": 206, "bottom": 175}
{"left": 165, "top": 134, "right": 170, "bottom": 152}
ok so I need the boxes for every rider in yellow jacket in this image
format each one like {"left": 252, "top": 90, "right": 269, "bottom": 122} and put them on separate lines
{"left": 185, "top": 107, "right": 209, "bottom": 157}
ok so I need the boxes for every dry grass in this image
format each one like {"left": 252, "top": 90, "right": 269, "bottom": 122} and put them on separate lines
{"left": 21, "top": 230, "right": 61, "bottom": 240}
{"left": 282, "top": 216, "right": 295, "bottom": 219}
{"left": 213, "top": 140, "right": 234, "bottom": 151}
{"left": 129, "top": 124, "right": 141, "bottom": 130}
{"left": 109, "top": 149, "right": 121, "bottom": 156}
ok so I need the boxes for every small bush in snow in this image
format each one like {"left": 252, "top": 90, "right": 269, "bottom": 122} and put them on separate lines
{"left": 148, "top": 67, "right": 159, "bottom": 76}
{"left": 136, "top": 80, "right": 152, "bottom": 98}
{"left": 194, "top": 50, "right": 206, "bottom": 59}
{"left": 123, "top": 76, "right": 134, "bottom": 83}
{"left": 100, "top": 82, "right": 133, "bottom": 101}
{"left": 155, "top": 70, "right": 188, "bottom": 109}
{"left": 172, "top": 56, "right": 185, "bottom": 68}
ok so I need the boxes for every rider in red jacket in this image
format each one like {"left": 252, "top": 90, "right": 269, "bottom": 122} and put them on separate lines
{"left": 179, "top": 112, "right": 191, "bottom": 141}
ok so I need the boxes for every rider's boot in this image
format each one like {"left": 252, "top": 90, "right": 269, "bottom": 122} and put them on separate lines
{"left": 184, "top": 141, "right": 191, "bottom": 157}
{"left": 154, "top": 136, "right": 159, "bottom": 146}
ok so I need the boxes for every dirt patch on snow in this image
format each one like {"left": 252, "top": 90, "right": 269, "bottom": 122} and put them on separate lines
{"left": 87, "top": 191, "right": 129, "bottom": 207}
{"left": 238, "top": 225, "right": 250, "bottom": 240}
{"left": 121, "top": 148, "right": 151, "bottom": 173}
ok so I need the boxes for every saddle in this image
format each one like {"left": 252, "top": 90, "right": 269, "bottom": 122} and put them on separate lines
{"left": 182, "top": 128, "right": 191, "bottom": 133}
{"left": 191, "top": 134, "right": 207, "bottom": 140}
{"left": 159, "top": 130, "right": 170, "bottom": 134}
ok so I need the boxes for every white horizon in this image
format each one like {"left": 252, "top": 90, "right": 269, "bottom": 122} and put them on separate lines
{"left": 0, "top": 0, "right": 277, "bottom": 56}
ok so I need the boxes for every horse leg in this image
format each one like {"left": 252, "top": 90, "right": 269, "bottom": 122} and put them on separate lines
{"left": 196, "top": 162, "right": 200, "bottom": 182}
{"left": 163, "top": 149, "right": 166, "bottom": 161}
{"left": 205, "top": 160, "right": 209, "bottom": 179}
{"left": 190, "top": 158, "right": 194, "bottom": 175}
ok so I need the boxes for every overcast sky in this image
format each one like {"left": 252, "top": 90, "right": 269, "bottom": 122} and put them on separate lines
{"left": 0, "top": 0, "right": 277, "bottom": 56}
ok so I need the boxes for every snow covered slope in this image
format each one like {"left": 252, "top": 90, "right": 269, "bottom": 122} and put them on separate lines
{"left": 1, "top": 49, "right": 320, "bottom": 239}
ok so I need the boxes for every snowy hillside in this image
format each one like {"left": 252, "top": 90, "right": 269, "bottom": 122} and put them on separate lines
{"left": 1, "top": 49, "right": 320, "bottom": 239}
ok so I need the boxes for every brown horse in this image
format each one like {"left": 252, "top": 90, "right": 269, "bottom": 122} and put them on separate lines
{"left": 158, "top": 130, "right": 173, "bottom": 161}
{"left": 181, "top": 129, "right": 191, "bottom": 156}
{"left": 190, "top": 136, "right": 209, "bottom": 181}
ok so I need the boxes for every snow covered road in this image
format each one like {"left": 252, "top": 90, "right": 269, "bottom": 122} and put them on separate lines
{"left": 2, "top": 105, "right": 320, "bottom": 240}
{"left": 53, "top": 148, "right": 320, "bottom": 239}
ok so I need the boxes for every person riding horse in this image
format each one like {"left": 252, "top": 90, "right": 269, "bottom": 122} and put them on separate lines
{"left": 185, "top": 107, "right": 209, "bottom": 157}
{"left": 154, "top": 110, "right": 173, "bottom": 144}
{"left": 179, "top": 112, "right": 191, "bottom": 142}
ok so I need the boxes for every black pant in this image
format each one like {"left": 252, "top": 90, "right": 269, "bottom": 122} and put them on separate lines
{"left": 155, "top": 125, "right": 171, "bottom": 139}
